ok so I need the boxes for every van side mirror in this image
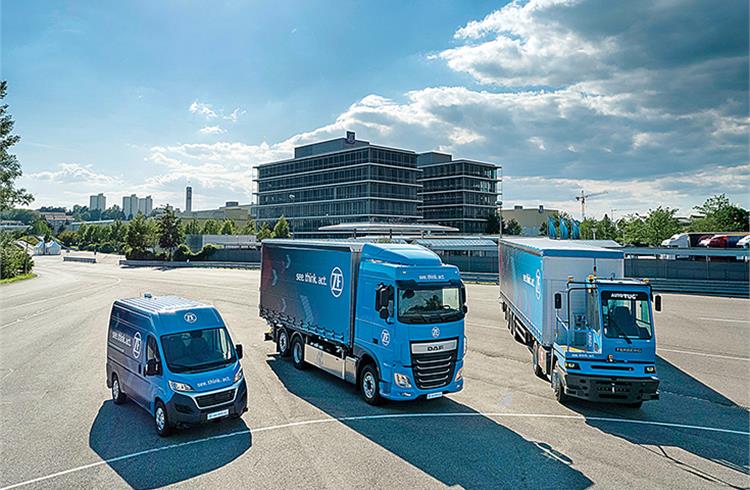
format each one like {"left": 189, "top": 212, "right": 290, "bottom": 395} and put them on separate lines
{"left": 554, "top": 293, "right": 562, "bottom": 310}
{"left": 654, "top": 295, "right": 662, "bottom": 312}
{"left": 235, "top": 344, "right": 243, "bottom": 359}
{"left": 145, "top": 359, "right": 161, "bottom": 376}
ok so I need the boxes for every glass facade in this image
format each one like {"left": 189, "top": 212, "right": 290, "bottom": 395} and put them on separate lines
{"left": 417, "top": 158, "right": 500, "bottom": 234}
{"left": 255, "top": 139, "right": 500, "bottom": 236}
{"left": 255, "top": 141, "right": 420, "bottom": 236}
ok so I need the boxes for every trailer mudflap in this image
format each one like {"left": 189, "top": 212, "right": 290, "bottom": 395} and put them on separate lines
{"left": 563, "top": 373, "right": 659, "bottom": 403}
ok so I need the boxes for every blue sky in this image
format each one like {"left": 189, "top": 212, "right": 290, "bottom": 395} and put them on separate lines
{"left": 3, "top": 0, "right": 749, "bottom": 218}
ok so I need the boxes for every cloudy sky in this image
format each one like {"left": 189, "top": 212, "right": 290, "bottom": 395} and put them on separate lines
{"left": 4, "top": 0, "right": 748, "bottom": 219}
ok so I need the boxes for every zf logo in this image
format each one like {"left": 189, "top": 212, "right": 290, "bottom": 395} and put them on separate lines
{"left": 184, "top": 312, "right": 197, "bottom": 323}
{"left": 330, "top": 267, "right": 344, "bottom": 298}
{"left": 132, "top": 331, "right": 142, "bottom": 358}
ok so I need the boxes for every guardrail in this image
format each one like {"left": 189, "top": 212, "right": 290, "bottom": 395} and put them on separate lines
{"left": 646, "top": 278, "right": 749, "bottom": 298}
{"left": 63, "top": 256, "right": 97, "bottom": 264}
{"left": 119, "top": 260, "right": 260, "bottom": 270}
{"left": 460, "top": 272, "right": 499, "bottom": 284}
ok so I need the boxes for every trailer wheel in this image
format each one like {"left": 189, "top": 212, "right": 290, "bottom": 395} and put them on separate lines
{"left": 359, "top": 364, "right": 382, "bottom": 405}
{"left": 552, "top": 365, "right": 568, "bottom": 404}
{"left": 291, "top": 336, "right": 306, "bottom": 370}
{"left": 277, "top": 328, "right": 290, "bottom": 358}
{"left": 532, "top": 342, "right": 545, "bottom": 380}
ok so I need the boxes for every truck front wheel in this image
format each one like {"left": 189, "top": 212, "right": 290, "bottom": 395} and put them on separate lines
{"left": 359, "top": 364, "right": 382, "bottom": 405}
{"left": 277, "top": 328, "right": 290, "bottom": 358}
{"left": 552, "top": 365, "right": 569, "bottom": 404}
{"left": 291, "top": 336, "right": 306, "bottom": 370}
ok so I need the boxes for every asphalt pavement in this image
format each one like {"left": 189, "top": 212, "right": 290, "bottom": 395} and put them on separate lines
{"left": 1, "top": 254, "right": 748, "bottom": 489}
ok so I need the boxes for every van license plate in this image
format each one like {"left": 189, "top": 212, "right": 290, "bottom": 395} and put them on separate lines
{"left": 426, "top": 392, "right": 443, "bottom": 400}
{"left": 207, "top": 409, "right": 229, "bottom": 420}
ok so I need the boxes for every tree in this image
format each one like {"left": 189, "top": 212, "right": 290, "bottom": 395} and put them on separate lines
{"left": 125, "top": 213, "right": 150, "bottom": 258}
{"left": 101, "top": 205, "right": 126, "bottom": 221}
{"left": 220, "top": 219, "right": 236, "bottom": 235}
{"left": 690, "top": 194, "right": 749, "bottom": 232}
{"left": 156, "top": 207, "right": 184, "bottom": 260}
{"left": 256, "top": 222, "right": 273, "bottom": 240}
{"left": 202, "top": 219, "right": 220, "bottom": 235}
{"left": 272, "top": 216, "right": 290, "bottom": 238}
{"left": 621, "top": 207, "right": 681, "bottom": 246}
{"left": 184, "top": 219, "right": 201, "bottom": 235}
{"left": 0, "top": 81, "right": 32, "bottom": 211}
{"left": 240, "top": 220, "right": 256, "bottom": 235}
{"left": 30, "top": 217, "right": 52, "bottom": 237}
{"left": 485, "top": 212, "right": 501, "bottom": 234}
{"left": 502, "top": 218, "right": 522, "bottom": 235}
{"left": 57, "top": 230, "right": 79, "bottom": 247}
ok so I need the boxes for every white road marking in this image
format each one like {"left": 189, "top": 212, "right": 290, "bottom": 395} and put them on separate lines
{"left": 698, "top": 317, "right": 750, "bottom": 324}
{"left": 1, "top": 411, "right": 747, "bottom": 489}
{"left": 658, "top": 348, "right": 749, "bottom": 362}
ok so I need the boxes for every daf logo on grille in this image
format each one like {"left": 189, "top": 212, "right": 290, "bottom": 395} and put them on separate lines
{"left": 184, "top": 312, "right": 197, "bottom": 323}
{"left": 431, "top": 327, "right": 440, "bottom": 338}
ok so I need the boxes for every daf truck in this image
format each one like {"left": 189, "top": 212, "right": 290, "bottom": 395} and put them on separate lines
{"left": 260, "top": 240, "right": 467, "bottom": 404}
{"left": 499, "top": 238, "right": 661, "bottom": 407}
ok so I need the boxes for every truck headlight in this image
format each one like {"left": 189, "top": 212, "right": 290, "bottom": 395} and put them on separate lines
{"left": 168, "top": 380, "right": 194, "bottom": 392}
{"left": 234, "top": 368, "right": 244, "bottom": 383}
{"left": 394, "top": 373, "right": 412, "bottom": 388}
{"left": 564, "top": 361, "right": 580, "bottom": 370}
{"left": 645, "top": 366, "right": 656, "bottom": 374}
{"left": 455, "top": 367, "right": 463, "bottom": 382}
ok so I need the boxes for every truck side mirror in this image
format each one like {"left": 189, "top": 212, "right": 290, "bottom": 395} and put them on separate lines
{"left": 554, "top": 293, "right": 562, "bottom": 310}
{"left": 145, "top": 359, "right": 161, "bottom": 376}
{"left": 235, "top": 344, "right": 244, "bottom": 359}
{"left": 654, "top": 295, "right": 662, "bottom": 312}
{"left": 379, "top": 306, "right": 389, "bottom": 320}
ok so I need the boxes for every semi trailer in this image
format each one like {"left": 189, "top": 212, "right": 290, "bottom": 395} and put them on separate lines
{"left": 260, "top": 240, "right": 467, "bottom": 404}
{"left": 499, "top": 238, "right": 661, "bottom": 407}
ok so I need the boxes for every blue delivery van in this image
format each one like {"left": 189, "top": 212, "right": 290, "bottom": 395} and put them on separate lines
{"left": 260, "top": 240, "right": 467, "bottom": 405}
{"left": 106, "top": 295, "right": 248, "bottom": 436}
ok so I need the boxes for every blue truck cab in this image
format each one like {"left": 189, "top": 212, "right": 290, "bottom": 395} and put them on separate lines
{"left": 260, "top": 240, "right": 467, "bottom": 404}
{"left": 499, "top": 238, "right": 661, "bottom": 407}
{"left": 106, "top": 295, "right": 247, "bottom": 436}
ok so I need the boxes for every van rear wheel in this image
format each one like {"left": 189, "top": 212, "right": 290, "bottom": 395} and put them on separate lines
{"left": 111, "top": 374, "right": 126, "bottom": 404}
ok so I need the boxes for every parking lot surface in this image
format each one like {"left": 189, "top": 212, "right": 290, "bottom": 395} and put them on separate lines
{"left": 1, "top": 255, "right": 748, "bottom": 489}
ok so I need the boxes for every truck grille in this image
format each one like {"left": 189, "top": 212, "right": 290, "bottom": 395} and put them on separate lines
{"left": 411, "top": 350, "right": 456, "bottom": 390}
{"left": 195, "top": 388, "right": 235, "bottom": 408}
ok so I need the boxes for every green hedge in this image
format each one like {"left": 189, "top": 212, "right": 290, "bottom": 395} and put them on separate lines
{"left": 173, "top": 244, "right": 218, "bottom": 261}
{"left": 0, "top": 243, "right": 34, "bottom": 279}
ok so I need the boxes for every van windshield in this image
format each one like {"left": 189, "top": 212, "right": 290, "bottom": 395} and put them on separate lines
{"left": 398, "top": 287, "right": 463, "bottom": 324}
{"left": 161, "top": 327, "right": 236, "bottom": 373}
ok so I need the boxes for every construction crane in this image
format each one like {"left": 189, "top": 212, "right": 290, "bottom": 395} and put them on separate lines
{"left": 575, "top": 190, "right": 607, "bottom": 220}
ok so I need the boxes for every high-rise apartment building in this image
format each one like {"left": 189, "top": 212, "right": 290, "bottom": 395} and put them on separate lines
{"left": 122, "top": 194, "right": 153, "bottom": 219}
{"left": 89, "top": 193, "right": 106, "bottom": 211}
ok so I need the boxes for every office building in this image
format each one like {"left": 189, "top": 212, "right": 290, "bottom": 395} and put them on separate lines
{"left": 178, "top": 202, "right": 253, "bottom": 229}
{"left": 255, "top": 132, "right": 421, "bottom": 237}
{"left": 501, "top": 205, "right": 559, "bottom": 236}
{"left": 89, "top": 193, "right": 106, "bottom": 211}
{"left": 417, "top": 152, "right": 500, "bottom": 234}
{"left": 122, "top": 194, "right": 153, "bottom": 219}
{"left": 185, "top": 186, "right": 192, "bottom": 212}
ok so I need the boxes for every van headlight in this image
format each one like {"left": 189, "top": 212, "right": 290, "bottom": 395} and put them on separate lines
{"left": 394, "top": 373, "right": 412, "bottom": 388}
{"left": 168, "top": 380, "right": 194, "bottom": 392}
{"left": 455, "top": 367, "right": 463, "bottom": 382}
{"left": 234, "top": 368, "right": 244, "bottom": 383}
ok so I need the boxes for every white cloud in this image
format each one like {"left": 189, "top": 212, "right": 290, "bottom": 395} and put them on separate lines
{"left": 29, "top": 163, "right": 122, "bottom": 186}
{"left": 189, "top": 100, "right": 218, "bottom": 119}
{"left": 199, "top": 125, "right": 226, "bottom": 135}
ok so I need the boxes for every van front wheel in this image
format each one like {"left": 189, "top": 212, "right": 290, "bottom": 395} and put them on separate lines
{"left": 154, "top": 401, "right": 171, "bottom": 437}
{"left": 111, "top": 374, "right": 126, "bottom": 404}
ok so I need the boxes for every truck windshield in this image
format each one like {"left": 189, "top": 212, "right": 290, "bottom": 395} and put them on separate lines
{"left": 398, "top": 287, "right": 462, "bottom": 324}
{"left": 161, "top": 327, "right": 236, "bottom": 373}
{"left": 601, "top": 291, "right": 653, "bottom": 340}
